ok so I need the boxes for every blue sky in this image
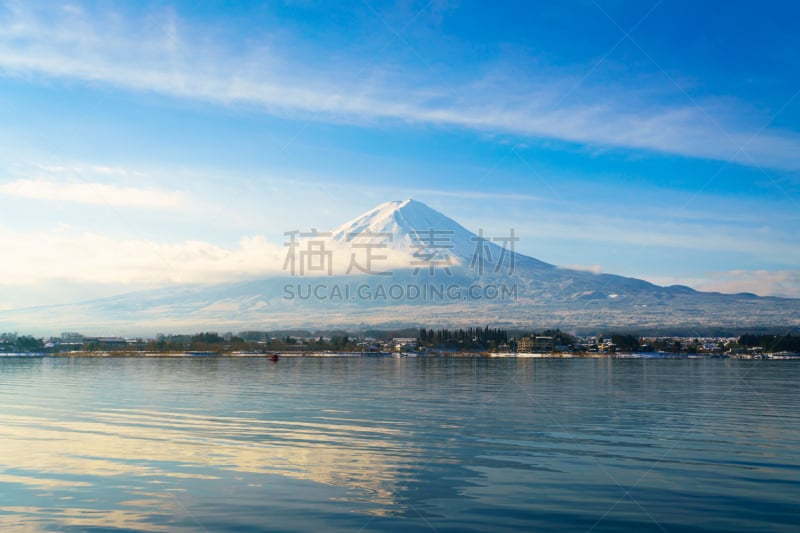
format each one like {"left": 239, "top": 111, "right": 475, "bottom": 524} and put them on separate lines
{"left": 0, "top": 0, "right": 799, "bottom": 308}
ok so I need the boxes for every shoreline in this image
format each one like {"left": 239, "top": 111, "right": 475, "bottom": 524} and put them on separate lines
{"left": 2, "top": 351, "right": 798, "bottom": 360}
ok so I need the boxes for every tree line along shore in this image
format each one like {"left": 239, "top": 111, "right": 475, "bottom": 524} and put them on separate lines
{"left": 2, "top": 328, "right": 800, "bottom": 357}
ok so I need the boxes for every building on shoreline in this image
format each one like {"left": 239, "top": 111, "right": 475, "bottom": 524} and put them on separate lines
{"left": 517, "top": 336, "right": 554, "bottom": 353}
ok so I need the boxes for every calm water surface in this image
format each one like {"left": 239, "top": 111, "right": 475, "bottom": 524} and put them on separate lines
{"left": 0, "top": 356, "right": 798, "bottom": 532}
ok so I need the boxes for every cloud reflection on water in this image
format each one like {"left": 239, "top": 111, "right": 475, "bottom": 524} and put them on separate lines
{"left": 0, "top": 406, "right": 419, "bottom": 529}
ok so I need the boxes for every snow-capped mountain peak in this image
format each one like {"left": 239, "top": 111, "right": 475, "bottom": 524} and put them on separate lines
{"left": 330, "top": 199, "right": 480, "bottom": 261}
{"left": 333, "top": 199, "right": 458, "bottom": 237}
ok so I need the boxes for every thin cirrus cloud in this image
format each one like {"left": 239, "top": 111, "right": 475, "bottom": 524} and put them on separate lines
{"left": 1, "top": 3, "right": 799, "bottom": 171}
{"left": 515, "top": 214, "right": 800, "bottom": 263}
{"left": 0, "top": 179, "right": 185, "bottom": 209}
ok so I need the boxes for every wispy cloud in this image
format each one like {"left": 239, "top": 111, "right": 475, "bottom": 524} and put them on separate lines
{"left": 695, "top": 270, "right": 800, "bottom": 299}
{"left": 645, "top": 270, "right": 800, "bottom": 298}
{"left": 513, "top": 211, "right": 800, "bottom": 262}
{"left": 1, "top": 2, "right": 799, "bottom": 170}
{"left": 565, "top": 264, "right": 603, "bottom": 275}
{"left": 35, "top": 163, "right": 143, "bottom": 178}
{"left": 0, "top": 179, "right": 184, "bottom": 209}
{"left": 407, "top": 188, "right": 543, "bottom": 202}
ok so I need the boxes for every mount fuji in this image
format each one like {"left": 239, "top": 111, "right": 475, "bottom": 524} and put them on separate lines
{"left": 2, "top": 199, "right": 798, "bottom": 335}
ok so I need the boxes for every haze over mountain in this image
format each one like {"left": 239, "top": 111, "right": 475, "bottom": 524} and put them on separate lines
{"left": 2, "top": 200, "right": 798, "bottom": 335}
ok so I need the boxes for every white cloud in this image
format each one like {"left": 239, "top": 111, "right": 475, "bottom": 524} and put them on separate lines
{"left": 0, "top": 224, "right": 424, "bottom": 289}
{"left": 644, "top": 270, "right": 800, "bottom": 298}
{"left": 0, "top": 226, "right": 286, "bottom": 286}
{"left": 695, "top": 270, "right": 800, "bottom": 299}
{"left": 36, "top": 163, "right": 143, "bottom": 177}
{"left": 0, "top": 2, "right": 799, "bottom": 170}
{"left": 565, "top": 264, "right": 603, "bottom": 274}
{"left": 0, "top": 179, "right": 185, "bottom": 209}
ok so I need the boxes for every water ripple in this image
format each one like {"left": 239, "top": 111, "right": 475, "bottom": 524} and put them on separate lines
{"left": 0, "top": 357, "right": 798, "bottom": 531}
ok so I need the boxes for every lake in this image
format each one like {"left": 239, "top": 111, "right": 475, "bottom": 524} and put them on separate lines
{"left": 0, "top": 356, "right": 798, "bottom": 532}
